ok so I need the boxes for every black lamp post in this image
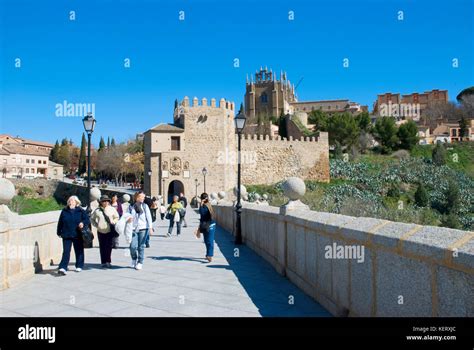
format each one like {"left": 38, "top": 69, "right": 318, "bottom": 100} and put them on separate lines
{"left": 234, "top": 103, "right": 246, "bottom": 245}
{"left": 194, "top": 178, "right": 200, "bottom": 207}
{"left": 82, "top": 113, "right": 96, "bottom": 213}
{"left": 202, "top": 167, "right": 207, "bottom": 193}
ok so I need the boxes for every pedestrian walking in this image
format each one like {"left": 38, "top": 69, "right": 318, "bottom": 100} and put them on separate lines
{"left": 110, "top": 193, "right": 123, "bottom": 249}
{"left": 197, "top": 193, "right": 216, "bottom": 262}
{"left": 179, "top": 192, "right": 188, "bottom": 227}
{"left": 91, "top": 195, "right": 120, "bottom": 268}
{"left": 57, "top": 196, "right": 90, "bottom": 275}
{"left": 166, "top": 195, "right": 184, "bottom": 237}
{"left": 159, "top": 203, "right": 167, "bottom": 220}
{"left": 127, "top": 191, "right": 153, "bottom": 270}
{"left": 143, "top": 195, "right": 155, "bottom": 248}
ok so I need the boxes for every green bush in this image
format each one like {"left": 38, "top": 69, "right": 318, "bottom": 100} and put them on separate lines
{"left": 441, "top": 213, "right": 461, "bottom": 229}
{"left": 10, "top": 196, "right": 62, "bottom": 215}
{"left": 414, "top": 183, "right": 429, "bottom": 207}
{"left": 397, "top": 120, "right": 419, "bottom": 150}
{"left": 17, "top": 186, "right": 36, "bottom": 198}
{"left": 432, "top": 143, "right": 447, "bottom": 166}
{"left": 248, "top": 155, "right": 473, "bottom": 231}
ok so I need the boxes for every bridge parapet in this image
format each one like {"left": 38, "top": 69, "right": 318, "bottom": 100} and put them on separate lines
{"left": 213, "top": 202, "right": 473, "bottom": 317}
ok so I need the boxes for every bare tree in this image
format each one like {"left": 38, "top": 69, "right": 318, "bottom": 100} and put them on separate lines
{"left": 423, "top": 101, "right": 464, "bottom": 127}
{"left": 96, "top": 144, "right": 126, "bottom": 184}
{"left": 459, "top": 95, "right": 474, "bottom": 117}
{"left": 125, "top": 152, "right": 144, "bottom": 183}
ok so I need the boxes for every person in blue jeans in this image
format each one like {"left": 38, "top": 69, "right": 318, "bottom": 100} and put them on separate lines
{"left": 57, "top": 196, "right": 90, "bottom": 275}
{"left": 127, "top": 191, "right": 153, "bottom": 270}
{"left": 198, "top": 193, "right": 216, "bottom": 262}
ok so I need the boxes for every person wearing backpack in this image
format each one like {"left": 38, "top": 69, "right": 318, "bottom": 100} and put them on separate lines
{"left": 166, "top": 195, "right": 184, "bottom": 237}
{"left": 198, "top": 193, "right": 216, "bottom": 262}
{"left": 91, "top": 195, "right": 120, "bottom": 268}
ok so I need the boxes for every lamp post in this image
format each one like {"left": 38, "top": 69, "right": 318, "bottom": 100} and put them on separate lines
{"left": 202, "top": 167, "right": 207, "bottom": 193}
{"left": 162, "top": 178, "right": 165, "bottom": 204}
{"left": 82, "top": 113, "right": 96, "bottom": 213}
{"left": 194, "top": 178, "right": 200, "bottom": 207}
{"left": 234, "top": 103, "right": 247, "bottom": 245}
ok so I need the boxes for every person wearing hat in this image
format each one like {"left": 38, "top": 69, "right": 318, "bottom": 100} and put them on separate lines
{"left": 91, "top": 195, "right": 120, "bottom": 268}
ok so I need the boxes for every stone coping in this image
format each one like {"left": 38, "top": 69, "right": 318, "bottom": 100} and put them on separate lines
{"left": 215, "top": 203, "right": 474, "bottom": 273}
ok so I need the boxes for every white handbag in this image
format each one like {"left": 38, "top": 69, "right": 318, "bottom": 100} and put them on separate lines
{"left": 173, "top": 210, "right": 180, "bottom": 222}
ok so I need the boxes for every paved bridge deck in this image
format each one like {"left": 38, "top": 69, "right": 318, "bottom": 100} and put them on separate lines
{"left": 0, "top": 209, "right": 330, "bottom": 317}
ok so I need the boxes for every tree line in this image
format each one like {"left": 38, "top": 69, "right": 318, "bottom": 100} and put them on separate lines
{"left": 49, "top": 135, "right": 144, "bottom": 184}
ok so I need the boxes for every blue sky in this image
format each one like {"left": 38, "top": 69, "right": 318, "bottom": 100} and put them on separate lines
{"left": 0, "top": 0, "right": 472, "bottom": 146}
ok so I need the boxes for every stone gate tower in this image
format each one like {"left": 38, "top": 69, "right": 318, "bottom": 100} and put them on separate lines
{"left": 144, "top": 96, "right": 237, "bottom": 203}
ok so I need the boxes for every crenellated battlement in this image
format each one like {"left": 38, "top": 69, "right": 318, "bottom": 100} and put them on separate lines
{"left": 241, "top": 132, "right": 328, "bottom": 144}
{"left": 180, "top": 96, "right": 235, "bottom": 111}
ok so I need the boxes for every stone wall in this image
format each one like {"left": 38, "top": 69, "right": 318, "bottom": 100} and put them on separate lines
{"left": 53, "top": 182, "right": 130, "bottom": 205}
{"left": 8, "top": 179, "right": 130, "bottom": 206}
{"left": 213, "top": 202, "right": 473, "bottom": 317}
{"left": 0, "top": 209, "right": 62, "bottom": 290}
{"left": 10, "top": 178, "right": 60, "bottom": 198}
{"left": 240, "top": 133, "right": 330, "bottom": 185}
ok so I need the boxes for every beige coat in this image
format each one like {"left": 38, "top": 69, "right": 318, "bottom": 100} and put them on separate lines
{"left": 91, "top": 205, "right": 119, "bottom": 234}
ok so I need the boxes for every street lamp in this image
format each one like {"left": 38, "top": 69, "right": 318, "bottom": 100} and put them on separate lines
{"left": 202, "top": 167, "right": 207, "bottom": 193}
{"left": 162, "top": 178, "right": 166, "bottom": 204}
{"left": 82, "top": 112, "right": 96, "bottom": 213}
{"left": 194, "top": 178, "right": 200, "bottom": 207}
{"left": 234, "top": 103, "right": 246, "bottom": 245}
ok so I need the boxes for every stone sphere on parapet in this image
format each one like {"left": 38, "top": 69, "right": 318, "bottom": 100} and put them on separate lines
{"left": 90, "top": 187, "right": 101, "bottom": 201}
{"left": 262, "top": 194, "right": 269, "bottom": 201}
{"left": 122, "top": 194, "right": 131, "bottom": 203}
{"left": 254, "top": 193, "right": 261, "bottom": 201}
{"left": 242, "top": 193, "right": 248, "bottom": 201}
{"left": 218, "top": 191, "right": 226, "bottom": 200}
{"left": 233, "top": 185, "right": 247, "bottom": 197}
{"left": 210, "top": 192, "right": 218, "bottom": 200}
{"left": 0, "top": 179, "right": 15, "bottom": 204}
{"left": 282, "top": 177, "right": 306, "bottom": 201}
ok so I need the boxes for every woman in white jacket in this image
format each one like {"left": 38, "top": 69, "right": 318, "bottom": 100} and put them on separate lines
{"left": 127, "top": 191, "right": 153, "bottom": 270}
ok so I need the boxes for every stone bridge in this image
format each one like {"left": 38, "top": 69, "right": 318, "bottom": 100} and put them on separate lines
{"left": 0, "top": 178, "right": 472, "bottom": 317}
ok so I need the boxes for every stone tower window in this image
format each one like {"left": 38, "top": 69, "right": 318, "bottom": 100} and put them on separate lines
{"left": 260, "top": 93, "right": 268, "bottom": 104}
{"left": 171, "top": 136, "right": 181, "bottom": 151}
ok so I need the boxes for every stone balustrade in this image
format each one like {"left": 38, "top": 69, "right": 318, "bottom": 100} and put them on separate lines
{"left": 0, "top": 208, "right": 62, "bottom": 290}
{"left": 213, "top": 202, "right": 473, "bottom": 317}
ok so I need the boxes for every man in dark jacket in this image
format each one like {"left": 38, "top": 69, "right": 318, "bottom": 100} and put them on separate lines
{"left": 57, "top": 196, "right": 90, "bottom": 275}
